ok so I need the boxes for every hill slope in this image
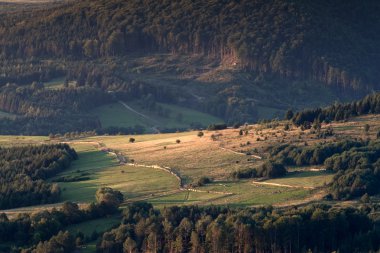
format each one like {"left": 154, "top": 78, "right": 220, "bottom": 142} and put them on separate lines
{"left": 1, "top": 0, "right": 379, "bottom": 91}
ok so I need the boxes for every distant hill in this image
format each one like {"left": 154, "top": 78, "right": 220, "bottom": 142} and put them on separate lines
{"left": 0, "top": 0, "right": 379, "bottom": 92}
{"left": 0, "top": 0, "right": 379, "bottom": 133}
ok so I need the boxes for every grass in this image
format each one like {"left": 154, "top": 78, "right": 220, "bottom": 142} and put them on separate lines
{"left": 66, "top": 216, "right": 120, "bottom": 253}
{"left": 149, "top": 190, "right": 222, "bottom": 208}
{"left": 91, "top": 101, "right": 223, "bottom": 132}
{"left": 54, "top": 143, "right": 179, "bottom": 203}
{"left": 91, "top": 103, "right": 144, "bottom": 128}
{"left": 85, "top": 131, "right": 254, "bottom": 182}
{"left": 130, "top": 101, "right": 224, "bottom": 128}
{"left": 66, "top": 216, "right": 120, "bottom": 237}
{"left": 0, "top": 135, "right": 48, "bottom": 147}
{"left": 197, "top": 180, "right": 309, "bottom": 207}
{"left": 265, "top": 170, "right": 334, "bottom": 188}
{"left": 1, "top": 113, "right": 379, "bottom": 210}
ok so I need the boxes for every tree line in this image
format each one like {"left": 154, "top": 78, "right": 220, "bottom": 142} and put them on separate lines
{"left": 0, "top": 144, "right": 77, "bottom": 209}
{"left": 267, "top": 139, "right": 380, "bottom": 200}
{"left": 290, "top": 92, "right": 380, "bottom": 127}
{"left": 230, "top": 161, "right": 286, "bottom": 180}
{"left": 97, "top": 202, "right": 380, "bottom": 253}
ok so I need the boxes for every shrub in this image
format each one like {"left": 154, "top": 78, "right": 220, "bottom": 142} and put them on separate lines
{"left": 207, "top": 123, "right": 227, "bottom": 131}
{"left": 194, "top": 177, "right": 212, "bottom": 187}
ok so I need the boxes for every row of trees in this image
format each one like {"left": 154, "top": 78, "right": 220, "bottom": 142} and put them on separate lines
{"left": 97, "top": 202, "right": 380, "bottom": 253}
{"left": 268, "top": 140, "right": 364, "bottom": 167}
{"left": 231, "top": 161, "right": 286, "bottom": 179}
{"left": 290, "top": 92, "right": 380, "bottom": 126}
{"left": 0, "top": 144, "right": 77, "bottom": 209}
{"left": 268, "top": 139, "right": 380, "bottom": 200}
{"left": 0, "top": 84, "right": 113, "bottom": 135}
{"left": 0, "top": 85, "right": 112, "bottom": 117}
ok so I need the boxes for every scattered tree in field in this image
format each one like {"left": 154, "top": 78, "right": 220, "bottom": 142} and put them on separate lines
{"left": 361, "top": 193, "right": 370, "bottom": 203}
{"left": 239, "top": 129, "right": 243, "bottom": 136}
{"left": 197, "top": 131, "right": 204, "bottom": 137}
{"left": 313, "top": 120, "right": 321, "bottom": 131}
{"left": 176, "top": 139, "right": 181, "bottom": 144}
{"left": 123, "top": 237, "right": 137, "bottom": 253}
{"left": 364, "top": 124, "right": 370, "bottom": 133}
{"left": 193, "top": 177, "right": 212, "bottom": 187}
{"left": 285, "top": 109, "right": 294, "bottom": 120}
{"left": 207, "top": 123, "right": 227, "bottom": 131}
{"left": 95, "top": 187, "right": 124, "bottom": 209}
{"left": 129, "top": 137, "right": 135, "bottom": 143}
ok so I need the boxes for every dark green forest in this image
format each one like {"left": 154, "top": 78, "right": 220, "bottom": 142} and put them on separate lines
{"left": 1, "top": 0, "right": 379, "bottom": 92}
{"left": 0, "top": 144, "right": 77, "bottom": 209}
{"left": 0, "top": 201, "right": 379, "bottom": 253}
{"left": 0, "top": 188, "right": 123, "bottom": 253}
{"left": 98, "top": 202, "right": 380, "bottom": 253}
{"left": 291, "top": 92, "right": 380, "bottom": 127}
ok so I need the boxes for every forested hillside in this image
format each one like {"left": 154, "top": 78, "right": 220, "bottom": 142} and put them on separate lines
{"left": 0, "top": 0, "right": 379, "bottom": 91}
{"left": 97, "top": 202, "right": 380, "bottom": 253}
{"left": 0, "top": 0, "right": 379, "bottom": 133}
{"left": 0, "top": 144, "right": 77, "bottom": 209}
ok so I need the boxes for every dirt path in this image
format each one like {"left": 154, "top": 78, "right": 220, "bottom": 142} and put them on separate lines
{"left": 251, "top": 181, "right": 314, "bottom": 189}
{"left": 118, "top": 100, "right": 160, "bottom": 133}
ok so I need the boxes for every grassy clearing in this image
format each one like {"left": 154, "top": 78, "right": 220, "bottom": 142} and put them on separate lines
{"left": 66, "top": 216, "right": 120, "bottom": 237}
{"left": 86, "top": 131, "right": 255, "bottom": 182}
{"left": 129, "top": 101, "right": 224, "bottom": 128}
{"left": 91, "top": 101, "right": 223, "bottom": 131}
{"left": 91, "top": 103, "right": 144, "bottom": 128}
{"left": 149, "top": 190, "right": 222, "bottom": 208}
{"left": 265, "top": 170, "right": 334, "bottom": 188}
{"left": 0, "top": 135, "right": 48, "bottom": 147}
{"left": 86, "top": 131, "right": 197, "bottom": 143}
{"left": 54, "top": 143, "right": 179, "bottom": 202}
{"left": 198, "top": 181, "right": 309, "bottom": 207}
{"left": 66, "top": 216, "right": 120, "bottom": 253}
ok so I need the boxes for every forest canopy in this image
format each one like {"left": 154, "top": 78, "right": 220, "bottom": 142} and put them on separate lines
{"left": 0, "top": 144, "right": 77, "bottom": 209}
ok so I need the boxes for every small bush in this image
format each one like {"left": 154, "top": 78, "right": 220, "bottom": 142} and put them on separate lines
{"left": 207, "top": 123, "right": 227, "bottom": 131}
{"left": 194, "top": 177, "right": 212, "bottom": 187}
